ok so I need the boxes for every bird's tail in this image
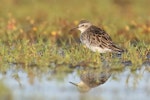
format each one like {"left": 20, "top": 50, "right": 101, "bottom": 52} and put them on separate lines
{"left": 110, "top": 44, "right": 124, "bottom": 54}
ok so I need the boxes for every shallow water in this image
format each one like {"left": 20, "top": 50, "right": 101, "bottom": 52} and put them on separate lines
{"left": 0, "top": 65, "right": 150, "bottom": 100}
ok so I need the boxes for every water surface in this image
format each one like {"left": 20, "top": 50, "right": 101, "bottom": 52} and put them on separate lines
{"left": 0, "top": 64, "right": 150, "bottom": 100}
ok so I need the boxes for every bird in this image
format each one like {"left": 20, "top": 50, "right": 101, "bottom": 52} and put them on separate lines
{"left": 69, "top": 67, "right": 111, "bottom": 92}
{"left": 70, "top": 20, "right": 124, "bottom": 53}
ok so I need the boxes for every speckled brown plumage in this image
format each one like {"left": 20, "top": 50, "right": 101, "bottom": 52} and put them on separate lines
{"left": 72, "top": 20, "right": 124, "bottom": 53}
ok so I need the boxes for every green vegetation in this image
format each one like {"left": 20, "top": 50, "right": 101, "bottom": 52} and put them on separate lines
{"left": 0, "top": 0, "right": 150, "bottom": 73}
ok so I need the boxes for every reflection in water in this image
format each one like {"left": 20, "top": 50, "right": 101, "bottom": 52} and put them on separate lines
{"left": 70, "top": 65, "right": 111, "bottom": 92}
{"left": 0, "top": 64, "right": 150, "bottom": 100}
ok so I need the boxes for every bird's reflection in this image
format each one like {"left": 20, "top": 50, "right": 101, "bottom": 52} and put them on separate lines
{"left": 70, "top": 65, "right": 111, "bottom": 92}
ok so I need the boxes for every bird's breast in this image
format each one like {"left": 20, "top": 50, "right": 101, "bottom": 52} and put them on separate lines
{"left": 80, "top": 32, "right": 89, "bottom": 44}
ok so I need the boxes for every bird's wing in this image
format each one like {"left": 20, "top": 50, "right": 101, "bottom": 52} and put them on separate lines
{"left": 90, "top": 26, "right": 112, "bottom": 40}
{"left": 80, "top": 70, "right": 111, "bottom": 88}
{"left": 88, "top": 26, "right": 113, "bottom": 48}
{"left": 88, "top": 26, "right": 124, "bottom": 53}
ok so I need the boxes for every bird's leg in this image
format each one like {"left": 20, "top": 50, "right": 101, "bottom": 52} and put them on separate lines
{"left": 111, "top": 53, "right": 123, "bottom": 65}
{"left": 100, "top": 53, "right": 104, "bottom": 61}
{"left": 112, "top": 53, "right": 122, "bottom": 59}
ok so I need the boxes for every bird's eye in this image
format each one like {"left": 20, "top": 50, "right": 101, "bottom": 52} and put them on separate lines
{"left": 82, "top": 25, "right": 84, "bottom": 27}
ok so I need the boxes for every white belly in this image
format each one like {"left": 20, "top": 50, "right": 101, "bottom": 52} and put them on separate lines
{"left": 88, "top": 46, "right": 112, "bottom": 53}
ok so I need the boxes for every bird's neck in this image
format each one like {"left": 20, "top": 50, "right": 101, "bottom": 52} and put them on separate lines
{"left": 79, "top": 28, "right": 87, "bottom": 33}
{"left": 79, "top": 26, "right": 91, "bottom": 33}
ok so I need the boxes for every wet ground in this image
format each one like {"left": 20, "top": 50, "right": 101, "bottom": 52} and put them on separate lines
{"left": 0, "top": 63, "right": 150, "bottom": 100}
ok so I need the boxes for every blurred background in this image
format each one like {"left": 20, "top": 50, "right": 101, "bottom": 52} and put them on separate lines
{"left": 0, "top": 0, "right": 150, "bottom": 43}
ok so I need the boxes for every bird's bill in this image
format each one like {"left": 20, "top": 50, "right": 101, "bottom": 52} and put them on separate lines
{"left": 69, "top": 81, "right": 78, "bottom": 86}
{"left": 69, "top": 26, "right": 79, "bottom": 32}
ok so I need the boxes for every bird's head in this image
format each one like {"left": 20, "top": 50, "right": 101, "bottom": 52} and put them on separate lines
{"left": 69, "top": 81, "right": 91, "bottom": 93}
{"left": 70, "top": 20, "right": 92, "bottom": 33}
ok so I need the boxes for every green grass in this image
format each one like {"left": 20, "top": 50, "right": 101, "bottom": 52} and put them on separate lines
{"left": 0, "top": 0, "right": 150, "bottom": 73}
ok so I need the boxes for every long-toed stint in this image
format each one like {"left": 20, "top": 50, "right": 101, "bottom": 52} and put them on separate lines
{"left": 70, "top": 20, "right": 124, "bottom": 53}
{"left": 70, "top": 67, "right": 111, "bottom": 92}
